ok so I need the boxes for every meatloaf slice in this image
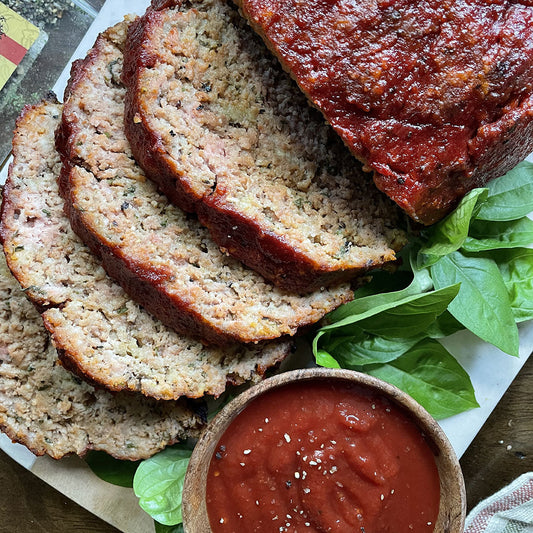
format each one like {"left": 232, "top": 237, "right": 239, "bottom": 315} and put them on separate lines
{"left": 236, "top": 0, "right": 533, "bottom": 225}
{"left": 122, "top": 0, "right": 406, "bottom": 292}
{"left": 56, "top": 17, "right": 353, "bottom": 346}
{"left": 0, "top": 96, "right": 291, "bottom": 400}
{"left": 0, "top": 194, "right": 203, "bottom": 460}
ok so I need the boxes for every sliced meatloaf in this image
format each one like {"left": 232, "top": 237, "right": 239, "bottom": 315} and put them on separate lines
{"left": 0, "top": 96, "right": 292, "bottom": 400}
{"left": 0, "top": 191, "right": 203, "bottom": 460}
{"left": 122, "top": 0, "right": 406, "bottom": 292}
{"left": 56, "top": 17, "right": 353, "bottom": 346}
{"left": 236, "top": 0, "right": 533, "bottom": 225}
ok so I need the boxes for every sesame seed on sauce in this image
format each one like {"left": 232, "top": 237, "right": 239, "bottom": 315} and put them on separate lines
{"left": 205, "top": 380, "right": 440, "bottom": 531}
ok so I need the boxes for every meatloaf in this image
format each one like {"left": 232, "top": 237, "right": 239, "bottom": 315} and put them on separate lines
{"left": 57, "top": 17, "right": 353, "bottom": 346}
{"left": 0, "top": 190, "right": 203, "bottom": 460}
{"left": 0, "top": 96, "right": 292, "bottom": 400}
{"left": 236, "top": 0, "right": 533, "bottom": 224}
{"left": 122, "top": 0, "right": 406, "bottom": 292}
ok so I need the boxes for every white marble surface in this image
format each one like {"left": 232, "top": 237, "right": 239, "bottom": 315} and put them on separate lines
{"left": 1, "top": 1, "right": 532, "bottom": 531}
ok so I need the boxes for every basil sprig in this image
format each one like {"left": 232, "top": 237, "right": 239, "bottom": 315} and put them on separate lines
{"left": 314, "top": 160, "right": 533, "bottom": 418}
{"left": 133, "top": 446, "right": 192, "bottom": 527}
{"left": 86, "top": 444, "right": 192, "bottom": 531}
{"left": 85, "top": 451, "right": 140, "bottom": 488}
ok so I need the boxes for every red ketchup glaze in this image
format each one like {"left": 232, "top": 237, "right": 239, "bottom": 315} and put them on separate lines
{"left": 206, "top": 379, "right": 440, "bottom": 532}
{"left": 241, "top": 0, "right": 533, "bottom": 224}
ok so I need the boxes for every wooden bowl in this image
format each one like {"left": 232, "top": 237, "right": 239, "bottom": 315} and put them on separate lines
{"left": 182, "top": 368, "right": 466, "bottom": 532}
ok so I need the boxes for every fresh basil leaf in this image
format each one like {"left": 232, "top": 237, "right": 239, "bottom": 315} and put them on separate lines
{"left": 355, "top": 284, "right": 460, "bottom": 338}
{"left": 430, "top": 251, "right": 519, "bottom": 356}
{"left": 419, "top": 188, "right": 488, "bottom": 262}
{"left": 462, "top": 217, "right": 533, "bottom": 252}
{"left": 315, "top": 349, "right": 342, "bottom": 368}
{"left": 491, "top": 247, "right": 533, "bottom": 323}
{"left": 133, "top": 446, "right": 192, "bottom": 526}
{"left": 326, "top": 333, "right": 423, "bottom": 367}
{"left": 155, "top": 522, "right": 184, "bottom": 533}
{"left": 350, "top": 268, "right": 415, "bottom": 300}
{"left": 425, "top": 311, "right": 465, "bottom": 338}
{"left": 476, "top": 161, "right": 533, "bottom": 221}
{"left": 323, "top": 265, "right": 433, "bottom": 324}
{"left": 84, "top": 451, "right": 140, "bottom": 488}
{"left": 365, "top": 339, "right": 479, "bottom": 419}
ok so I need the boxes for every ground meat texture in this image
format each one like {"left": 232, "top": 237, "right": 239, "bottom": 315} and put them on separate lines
{"left": 236, "top": 0, "right": 533, "bottom": 225}
{"left": 0, "top": 96, "right": 292, "bottom": 400}
{"left": 56, "top": 15, "right": 354, "bottom": 346}
{"left": 122, "top": 0, "right": 406, "bottom": 292}
{"left": 0, "top": 189, "right": 203, "bottom": 460}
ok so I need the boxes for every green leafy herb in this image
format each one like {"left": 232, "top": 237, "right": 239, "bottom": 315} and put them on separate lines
{"left": 462, "top": 217, "right": 533, "bottom": 252}
{"left": 425, "top": 311, "right": 465, "bottom": 339}
{"left": 364, "top": 339, "right": 480, "bottom": 419}
{"left": 490, "top": 247, "right": 533, "bottom": 323}
{"left": 314, "top": 158, "right": 533, "bottom": 417}
{"left": 475, "top": 161, "right": 533, "bottom": 221}
{"left": 314, "top": 282, "right": 458, "bottom": 356}
{"left": 354, "top": 284, "right": 460, "bottom": 338}
{"left": 315, "top": 349, "right": 341, "bottom": 368}
{"left": 325, "top": 329, "right": 424, "bottom": 367}
{"left": 85, "top": 451, "right": 140, "bottom": 488}
{"left": 430, "top": 252, "right": 519, "bottom": 356}
{"left": 419, "top": 188, "right": 488, "bottom": 262}
{"left": 323, "top": 265, "right": 433, "bottom": 325}
{"left": 155, "top": 522, "right": 184, "bottom": 533}
{"left": 133, "top": 446, "right": 192, "bottom": 526}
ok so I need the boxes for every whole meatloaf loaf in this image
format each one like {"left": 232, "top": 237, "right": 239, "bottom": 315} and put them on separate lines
{"left": 236, "top": 0, "right": 533, "bottom": 225}
{"left": 0, "top": 96, "right": 292, "bottom": 400}
{"left": 0, "top": 232, "right": 203, "bottom": 460}
{"left": 122, "top": 0, "right": 406, "bottom": 292}
{"left": 57, "top": 17, "right": 353, "bottom": 347}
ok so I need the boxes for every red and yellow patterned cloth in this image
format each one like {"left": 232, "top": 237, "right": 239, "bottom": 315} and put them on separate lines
{"left": 0, "top": 2, "right": 39, "bottom": 90}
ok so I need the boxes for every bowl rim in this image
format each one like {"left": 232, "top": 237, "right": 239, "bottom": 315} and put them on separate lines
{"left": 182, "top": 367, "right": 466, "bottom": 533}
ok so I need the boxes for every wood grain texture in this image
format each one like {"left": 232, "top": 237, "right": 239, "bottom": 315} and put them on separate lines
{"left": 0, "top": 353, "right": 531, "bottom": 532}
{"left": 0, "top": 450, "right": 120, "bottom": 532}
{"left": 460, "top": 352, "right": 533, "bottom": 511}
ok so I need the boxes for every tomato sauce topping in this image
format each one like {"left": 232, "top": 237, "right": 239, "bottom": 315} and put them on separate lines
{"left": 206, "top": 379, "right": 440, "bottom": 532}
{"left": 240, "top": 0, "right": 533, "bottom": 224}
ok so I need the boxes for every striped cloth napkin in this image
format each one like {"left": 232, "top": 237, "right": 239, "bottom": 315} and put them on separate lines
{"left": 465, "top": 472, "right": 533, "bottom": 532}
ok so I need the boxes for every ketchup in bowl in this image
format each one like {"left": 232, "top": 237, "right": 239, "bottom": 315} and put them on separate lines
{"left": 205, "top": 378, "right": 440, "bottom": 532}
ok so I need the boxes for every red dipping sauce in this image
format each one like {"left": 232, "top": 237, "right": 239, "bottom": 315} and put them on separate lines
{"left": 206, "top": 379, "right": 440, "bottom": 532}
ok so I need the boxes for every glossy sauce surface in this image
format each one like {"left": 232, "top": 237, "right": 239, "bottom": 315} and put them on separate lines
{"left": 206, "top": 380, "right": 440, "bottom": 532}
{"left": 242, "top": 0, "right": 533, "bottom": 223}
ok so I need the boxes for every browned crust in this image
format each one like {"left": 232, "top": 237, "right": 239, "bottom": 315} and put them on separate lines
{"left": 235, "top": 0, "right": 533, "bottom": 226}
{"left": 55, "top": 26, "right": 242, "bottom": 345}
{"left": 1, "top": 94, "right": 59, "bottom": 249}
{"left": 54, "top": 23, "right": 353, "bottom": 345}
{"left": 48, "top": 316, "right": 288, "bottom": 402}
{"left": 121, "top": 1, "right": 400, "bottom": 292}
{"left": 0, "top": 411, "right": 189, "bottom": 461}
{"left": 56, "top": 162, "right": 240, "bottom": 346}
{"left": 0, "top": 420, "right": 76, "bottom": 460}
{"left": 371, "top": 94, "right": 533, "bottom": 225}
